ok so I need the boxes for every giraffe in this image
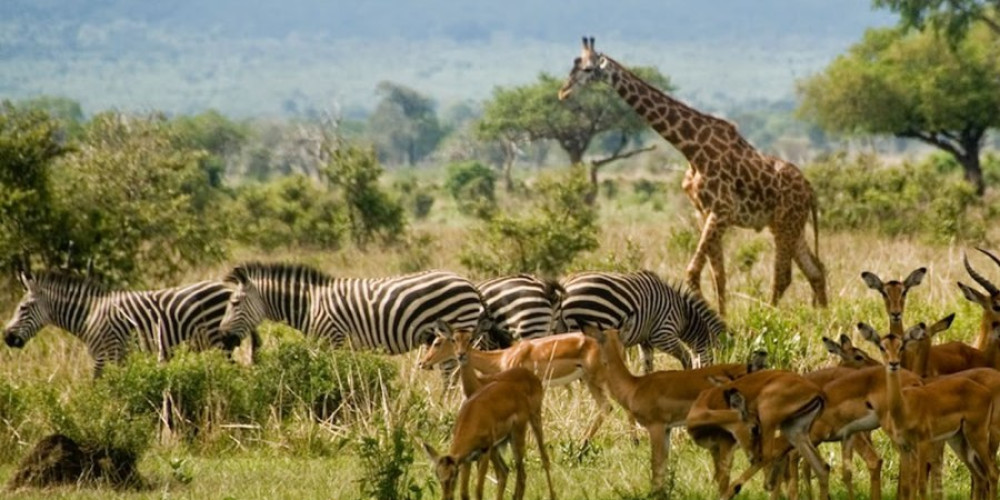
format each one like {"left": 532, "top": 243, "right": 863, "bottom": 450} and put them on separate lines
{"left": 558, "top": 37, "right": 826, "bottom": 316}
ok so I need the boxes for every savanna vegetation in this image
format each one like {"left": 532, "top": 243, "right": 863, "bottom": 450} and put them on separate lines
{"left": 2, "top": 3, "right": 1000, "bottom": 499}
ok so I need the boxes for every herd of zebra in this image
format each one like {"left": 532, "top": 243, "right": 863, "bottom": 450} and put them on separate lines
{"left": 2, "top": 262, "right": 726, "bottom": 377}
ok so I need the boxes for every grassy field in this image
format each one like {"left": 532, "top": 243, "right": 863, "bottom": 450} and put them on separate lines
{"left": 0, "top": 179, "right": 997, "bottom": 499}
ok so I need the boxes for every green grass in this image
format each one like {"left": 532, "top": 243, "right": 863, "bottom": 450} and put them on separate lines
{"left": 2, "top": 184, "right": 999, "bottom": 499}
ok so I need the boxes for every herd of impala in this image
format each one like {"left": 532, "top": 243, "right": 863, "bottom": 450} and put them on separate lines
{"left": 414, "top": 248, "right": 1000, "bottom": 500}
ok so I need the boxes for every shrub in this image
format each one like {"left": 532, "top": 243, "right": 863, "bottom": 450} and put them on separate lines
{"left": 459, "top": 166, "right": 599, "bottom": 276}
{"left": 229, "top": 175, "right": 348, "bottom": 251}
{"left": 324, "top": 143, "right": 407, "bottom": 246}
{"left": 444, "top": 161, "right": 497, "bottom": 219}
{"left": 807, "top": 152, "right": 987, "bottom": 244}
{"left": 357, "top": 424, "right": 427, "bottom": 500}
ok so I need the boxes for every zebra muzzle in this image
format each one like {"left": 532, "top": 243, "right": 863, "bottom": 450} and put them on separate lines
{"left": 4, "top": 332, "right": 25, "bottom": 348}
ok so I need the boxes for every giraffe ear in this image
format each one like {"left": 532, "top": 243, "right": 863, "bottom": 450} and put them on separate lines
{"left": 581, "top": 36, "right": 588, "bottom": 49}
{"left": 588, "top": 36, "right": 595, "bottom": 50}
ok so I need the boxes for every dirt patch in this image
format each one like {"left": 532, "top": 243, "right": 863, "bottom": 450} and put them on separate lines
{"left": 6, "top": 434, "right": 144, "bottom": 491}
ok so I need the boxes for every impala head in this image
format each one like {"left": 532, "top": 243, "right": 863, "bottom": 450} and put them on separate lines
{"left": 4, "top": 272, "right": 49, "bottom": 349}
{"left": 421, "top": 440, "right": 462, "bottom": 500}
{"left": 580, "top": 316, "right": 635, "bottom": 361}
{"left": 861, "top": 267, "right": 926, "bottom": 326}
{"left": 821, "top": 333, "right": 879, "bottom": 368}
{"left": 219, "top": 267, "right": 265, "bottom": 345}
{"left": 958, "top": 248, "right": 1000, "bottom": 331}
{"left": 419, "top": 325, "right": 457, "bottom": 370}
{"left": 858, "top": 321, "right": 926, "bottom": 371}
{"left": 432, "top": 320, "right": 476, "bottom": 367}
{"left": 558, "top": 36, "right": 605, "bottom": 101}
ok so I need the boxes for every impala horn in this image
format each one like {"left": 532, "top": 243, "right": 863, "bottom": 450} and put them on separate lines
{"left": 965, "top": 251, "right": 1000, "bottom": 296}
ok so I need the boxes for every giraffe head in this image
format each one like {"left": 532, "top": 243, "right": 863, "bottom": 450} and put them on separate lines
{"left": 558, "top": 36, "right": 605, "bottom": 100}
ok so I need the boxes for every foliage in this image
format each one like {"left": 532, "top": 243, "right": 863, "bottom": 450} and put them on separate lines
{"left": 357, "top": 423, "right": 426, "bottom": 500}
{"left": 807, "top": 152, "right": 988, "bottom": 243}
{"left": 874, "top": 0, "right": 1000, "bottom": 39}
{"left": 49, "top": 112, "right": 230, "bottom": 285}
{"left": 367, "top": 81, "right": 444, "bottom": 166}
{"left": 460, "top": 166, "right": 599, "bottom": 276}
{"left": 323, "top": 142, "right": 407, "bottom": 247}
{"left": 229, "top": 175, "right": 348, "bottom": 251}
{"left": 797, "top": 25, "right": 1000, "bottom": 193}
{"left": 0, "top": 101, "right": 70, "bottom": 275}
{"left": 393, "top": 177, "right": 436, "bottom": 220}
{"left": 0, "top": 379, "right": 30, "bottom": 462}
{"left": 444, "top": 161, "right": 497, "bottom": 218}
{"left": 171, "top": 110, "right": 249, "bottom": 188}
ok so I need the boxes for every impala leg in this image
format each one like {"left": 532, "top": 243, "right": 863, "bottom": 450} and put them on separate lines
{"left": 490, "top": 449, "right": 508, "bottom": 500}
{"left": 459, "top": 460, "right": 473, "bottom": 500}
{"left": 510, "top": 425, "right": 528, "bottom": 500}
{"left": 475, "top": 453, "right": 490, "bottom": 500}
{"left": 580, "top": 376, "right": 610, "bottom": 446}
{"left": 647, "top": 424, "right": 668, "bottom": 493}
{"left": 852, "top": 432, "right": 882, "bottom": 500}
{"left": 528, "top": 409, "right": 556, "bottom": 500}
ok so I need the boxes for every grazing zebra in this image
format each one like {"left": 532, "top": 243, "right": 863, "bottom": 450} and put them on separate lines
{"left": 560, "top": 270, "right": 726, "bottom": 372}
{"left": 476, "top": 274, "right": 565, "bottom": 342}
{"left": 218, "top": 262, "right": 490, "bottom": 354}
{"left": 3, "top": 271, "right": 235, "bottom": 377}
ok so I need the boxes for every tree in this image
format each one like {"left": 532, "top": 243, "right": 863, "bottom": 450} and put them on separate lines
{"left": 171, "top": 110, "right": 249, "bottom": 188}
{"left": 367, "top": 81, "right": 444, "bottom": 166}
{"left": 0, "top": 101, "right": 70, "bottom": 275}
{"left": 875, "top": 0, "right": 1000, "bottom": 38}
{"left": 797, "top": 25, "right": 1000, "bottom": 194}
{"left": 477, "top": 68, "right": 669, "bottom": 196}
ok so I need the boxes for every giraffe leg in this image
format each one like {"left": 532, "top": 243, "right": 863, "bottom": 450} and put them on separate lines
{"left": 686, "top": 212, "right": 727, "bottom": 315}
{"left": 792, "top": 235, "right": 828, "bottom": 308}
{"left": 770, "top": 232, "right": 796, "bottom": 307}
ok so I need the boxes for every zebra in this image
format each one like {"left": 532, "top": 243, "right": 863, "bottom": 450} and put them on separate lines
{"left": 217, "top": 262, "right": 490, "bottom": 354}
{"left": 476, "top": 274, "right": 565, "bottom": 342}
{"left": 3, "top": 271, "right": 235, "bottom": 377}
{"left": 560, "top": 270, "right": 726, "bottom": 373}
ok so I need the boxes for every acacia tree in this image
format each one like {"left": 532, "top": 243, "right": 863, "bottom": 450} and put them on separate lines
{"left": 367, "top": 81, "right": 443, "bottom": 166}
{"left": 875, "top": 0, "right": 1000, "bottom": 38}
{"left": 797, "top": 25, "right": 1000, "bottom": 194}
{"left": 477, "top": 68, "right": 670, "bottom": 196}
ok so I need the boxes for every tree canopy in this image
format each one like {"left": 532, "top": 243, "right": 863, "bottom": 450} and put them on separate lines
{"left": 797, "top": 24, "right": 1000, "bottom": 193}
{"left": 367, "top": 81, "right": 444, "bottom": 166}
{"left": 477, "top": 68, "right": 672, "bottom": 194}
{"left": 874, "top": 0, "right": 1000, "bottom": 39}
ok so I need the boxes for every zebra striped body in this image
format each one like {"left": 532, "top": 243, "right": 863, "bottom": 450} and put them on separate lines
{"left": 3, "top": 272, "right": 233, "bottom": 377}
{"left": 219, "top": 263, "right": 487, "bottom": 354}
{"left": 560, "top": 270, "right": 726, "bottom": 371}
{"left": 476, "top": 274, "right": 564, "bottom": 341}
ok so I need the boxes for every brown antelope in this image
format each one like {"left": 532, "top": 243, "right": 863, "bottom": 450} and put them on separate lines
{"left": 686, "top": 369, "right": 830, "bottom": 500}
{"left": 420, "top": 324, "right": 610, "bottom": 444}
{"left": 858, "top": 321, "right": 998, "bottom": 500}
{"left": 959, "top": 248, "right": 1000, "bottom": 350}
{"left": 421, "top": 365, "right": 555, "bottom": 500}
{"left": 861, "top": 267, "right": 927, "bottom": 334}
{"left": 579, "top": 322, "right": 766, "bottom": 494}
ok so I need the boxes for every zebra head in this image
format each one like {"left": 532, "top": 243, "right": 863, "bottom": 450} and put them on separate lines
{"left": 219, "top": 268, "right": 266, "bottom": 343}
{"left": 4, "top": 272, "right": 50, "bottom": 348}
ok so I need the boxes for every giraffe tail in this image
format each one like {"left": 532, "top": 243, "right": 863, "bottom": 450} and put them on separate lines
{"left": 811, "top": 200, "right": 820, "bottom": 260}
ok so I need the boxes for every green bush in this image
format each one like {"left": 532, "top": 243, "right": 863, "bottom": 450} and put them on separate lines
{"left": 229, "top": 175, "right": 348, "bottom": 251}
{"left": 394, "top": 177, "right": 436, "bottom": 220}
{"left": 807, "top": 152, "right": 987, "bottom": 244}
{"left": 444, "top": 161, "right": 497, "bottom": 219}
{"left": 459, "top": 165, "right": 599, "bottom": 275}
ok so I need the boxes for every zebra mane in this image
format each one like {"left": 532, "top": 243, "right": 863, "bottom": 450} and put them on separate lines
{"left": 673, "top": 281, "right": 728, "bottom": 342}
{"left": 224, "top": 262, "right": 334, "bottom": 286}
{"left": 28, "top": 271, "right": 111, "bottom": 294}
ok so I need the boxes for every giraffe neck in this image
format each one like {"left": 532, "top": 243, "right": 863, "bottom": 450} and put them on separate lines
{"left": 602, "top": 56, "right": 734, "bottom": 162}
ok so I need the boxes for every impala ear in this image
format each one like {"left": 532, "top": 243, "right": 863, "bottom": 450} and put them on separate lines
{"left": 420, "top": 440, "right": 440, "bottom": 462}
{"left": 707, "top": 375, "right": 730, "bottom": 387}
{"left": 860, "top": 271, "right": 885, "bottom": 293}
{"left": 435, "top": 320, "right": 455, "bottom": 340}
{"left": 905, "top": 322, "right": 928, "bottom": 341}
{"left": 928, "top": 313, "right": 955, "bottom": 336}
{"left": 747, "top": 350, "right": 768, "bottom": 372}
{"left": 821, "top": 336, "right": 843, "bottom": 356}
{"left": 904, "top": 267, "right": 928, "bottom": 289}
{"left": 958, "top": 281, "right": 986, "bottom": 304}
{"left": 856, "top": 322, "right": 880, "bottom": 345}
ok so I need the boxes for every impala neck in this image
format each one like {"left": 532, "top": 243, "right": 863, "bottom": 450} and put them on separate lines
{"left": 885, "top": 364, "right": 907, "bottom": 426}
{"left": 977, "top": 316, "right": 993, "bottom": 351}
{"left": 600, "top": 337, "right": 640, "bottom": 406}
{"left": 467, "top": 349, "right": 504, "bottom": 375}
{"left": 984, "top": 332, "right": 1000, "bottom": 369}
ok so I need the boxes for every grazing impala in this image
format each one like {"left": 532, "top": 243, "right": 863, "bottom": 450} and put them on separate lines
{"left": 579, "top": 322, "right": 766, "bottom": 494}
{"left": 686, "top": 369, "right": 830, "bottom": 500}
{"left": 420, "top": 323, "right": 610, "bottom": 445}
{"left": 858, "top": 322, "right": 998, "bottom": 500}
{"left": 421, "top": 364, "right": 555, "bottom": 500}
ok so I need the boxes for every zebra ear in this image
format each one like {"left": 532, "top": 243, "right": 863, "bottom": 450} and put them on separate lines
{"left": 17, "top": 270, "right": 33, "bottom": 290}
{"left": 226, "top": 266, "right": 250, "bottom": 286}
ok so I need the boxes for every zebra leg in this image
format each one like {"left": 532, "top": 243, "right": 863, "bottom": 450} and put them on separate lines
{"left": 639, "top": 343, "right": 656, "bottom": 374}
